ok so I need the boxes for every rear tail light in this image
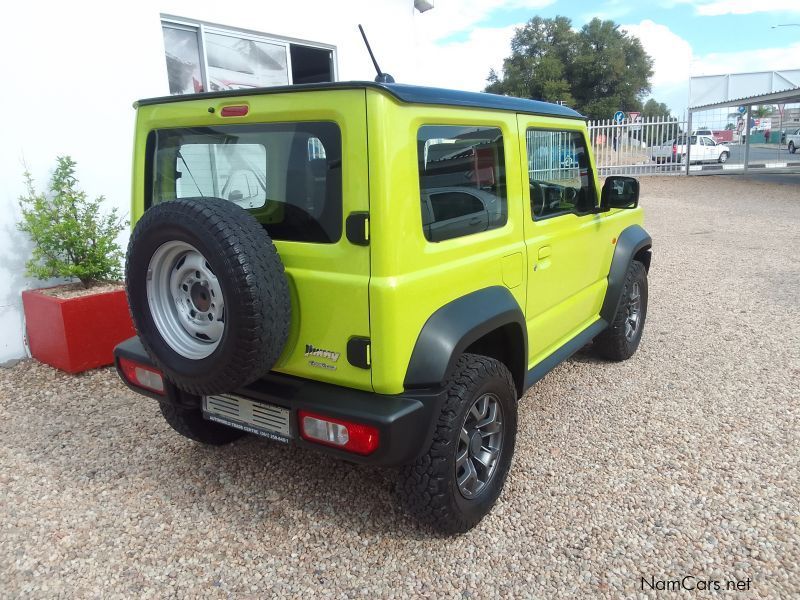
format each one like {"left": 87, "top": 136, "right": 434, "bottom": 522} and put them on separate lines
{"left": 298, "top": 411, "right": 379, "bottom": 455}
{"left": 118, "top": 357, "right": 165, "bottom": 395}
{"left": 672, "top": 144, "right": 677, "bottom": 155}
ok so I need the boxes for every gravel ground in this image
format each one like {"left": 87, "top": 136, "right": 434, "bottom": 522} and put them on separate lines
{"left": 2, "top": 175, "right": 799, "bottom": 598}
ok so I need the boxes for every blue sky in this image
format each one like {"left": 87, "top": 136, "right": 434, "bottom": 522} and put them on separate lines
{"left": 413, "top": 0, "right": 800, "bottom": 114}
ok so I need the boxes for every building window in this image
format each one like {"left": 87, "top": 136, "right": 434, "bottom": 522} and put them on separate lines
{"left": 161, "top": 17, "right": 336, "bottom": 95}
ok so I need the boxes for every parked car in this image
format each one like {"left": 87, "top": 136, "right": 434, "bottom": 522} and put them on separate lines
{"left": 786, "top": 128, "right": 800, "bottom": 154}
{"left": 692, "top": 128, "right": 715, "bottom": 140}
{"left": 420, "top": 187, "right": 505, "bottom": 242}
{"left": 116, "top": 81, "right": 651, "bottom": 534}
{"left": 651, "top": 135, "right": 730, "bottom": 164}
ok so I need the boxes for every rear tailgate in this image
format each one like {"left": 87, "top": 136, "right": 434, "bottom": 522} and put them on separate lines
{"left": 134, "top": 89, "right": 373, "bottom": 391}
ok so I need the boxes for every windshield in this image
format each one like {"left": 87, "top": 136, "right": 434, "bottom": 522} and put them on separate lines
{"left": 149, "top": 121, "right": 342, "bottom": 243}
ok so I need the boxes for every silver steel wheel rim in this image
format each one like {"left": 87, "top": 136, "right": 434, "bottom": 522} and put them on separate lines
{"left": 624, "top": 281, "right": 641, "bottom": 341}
{"left": 456, "top": 393, "right": 504, "bottom": 499}
{"left": 146, "top": 241, "right": 225, "bottom": 359}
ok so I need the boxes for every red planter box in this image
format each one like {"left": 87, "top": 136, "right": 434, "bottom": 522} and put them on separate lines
{"left": 22, "top": 286, "right": 135, "bottom": 374}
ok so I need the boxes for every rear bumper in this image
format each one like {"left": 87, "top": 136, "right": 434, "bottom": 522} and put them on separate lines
{"left": 114, "top": 336, "right": 443, "bottom": 466}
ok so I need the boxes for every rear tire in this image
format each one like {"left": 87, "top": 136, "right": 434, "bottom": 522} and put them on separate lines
{"left": 594, "top": 260, "right": 648, "bottom": 361}
{"left": 790, "top": 142, "right": 796, "bottom": 154}
{"left": 159, "top": 402, "right": 245, "bottom": 445}
{"left": 398, "top": 354, "right": 517, "bottom": 534}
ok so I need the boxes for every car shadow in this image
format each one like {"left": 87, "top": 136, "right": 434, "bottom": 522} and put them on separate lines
{"left": 154, "top": 426, "right": 438, "bottom": 539}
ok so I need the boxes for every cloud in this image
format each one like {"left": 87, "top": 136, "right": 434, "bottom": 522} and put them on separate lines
{"left": 621, "top": 20, "right": 692, "bottom": 88}
{"left": 665, "top": 0, "right": 800, "bottom": 16}
{"left": 410, "top": 0, "right": 554, "bottom": 91}
{"left": 414, "top": 0, "right": 554, "bottom": 41}
{"left": 412, "top": 24, "right": 521, "bottom": 91}
{"left": 622, "top": 19, "right": 800, "bottom": 113}
{"left": 696, "top": 0, "right": 800, "bottom": 16}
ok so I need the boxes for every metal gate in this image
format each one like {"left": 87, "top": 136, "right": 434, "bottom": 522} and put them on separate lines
{"left": 588, "top": 114, "right": 688, "bottom": 176}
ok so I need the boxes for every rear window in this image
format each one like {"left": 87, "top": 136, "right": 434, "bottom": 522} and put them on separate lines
{"left": 149, "top": 121, "right": 342, "bottom": 243}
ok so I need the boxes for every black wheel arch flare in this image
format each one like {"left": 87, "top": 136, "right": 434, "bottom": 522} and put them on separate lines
{"left": 600, "top": 224, "right": 652, "bottom": 323}
{"left": 403, "top": 286, "right": 527, "bottom": 397}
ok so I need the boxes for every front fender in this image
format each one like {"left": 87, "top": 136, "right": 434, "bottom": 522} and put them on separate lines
{"left": 600, "top": 224, "right": 652, "bottom": 322}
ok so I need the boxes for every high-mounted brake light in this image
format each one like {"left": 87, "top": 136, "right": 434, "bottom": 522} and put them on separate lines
{"left": 220, "top": 105, "right": 249, "bottom": 117}
{"left": 118, "top": 357, "right": 165, "bottom": 395}
{"left": 299, "top": 411, "right": 379, "bottom": 455}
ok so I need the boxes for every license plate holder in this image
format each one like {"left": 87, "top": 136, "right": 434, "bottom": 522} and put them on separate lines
{"left": 202, "top": 393, "right": 291, "bottom": 443}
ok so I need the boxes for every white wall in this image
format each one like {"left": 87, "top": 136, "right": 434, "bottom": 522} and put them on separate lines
{"left": 0, "top": 0, "right": 425, "bottom": 363}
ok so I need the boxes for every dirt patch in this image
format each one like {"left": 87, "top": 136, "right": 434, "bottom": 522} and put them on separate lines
{"left": 35, "top": 281, "right": 124, "bottom": 300}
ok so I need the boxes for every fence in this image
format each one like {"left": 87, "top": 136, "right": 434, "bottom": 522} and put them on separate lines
{"left": 588, "top": 114, "right": 687, "bottom": 176}
{"left": 526, "top": 129, "right": 580, "bottom": 182}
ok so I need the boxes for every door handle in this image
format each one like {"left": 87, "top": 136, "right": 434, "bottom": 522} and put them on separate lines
{"left": 538, "top": 246, "right": 552, "bottom": 259}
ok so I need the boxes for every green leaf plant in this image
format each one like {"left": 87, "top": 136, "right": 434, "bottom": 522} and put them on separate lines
{"left": 17, "top": 156, "right": 127, "bottom": 289}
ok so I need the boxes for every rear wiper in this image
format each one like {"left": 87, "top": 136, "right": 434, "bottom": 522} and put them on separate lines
{"left": 177, "top": 150, "right": 205, "bottom": 197}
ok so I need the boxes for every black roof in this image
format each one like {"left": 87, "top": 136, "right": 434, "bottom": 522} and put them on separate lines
{"left": 135, "top": 81, "right": 584, "bottom": 120}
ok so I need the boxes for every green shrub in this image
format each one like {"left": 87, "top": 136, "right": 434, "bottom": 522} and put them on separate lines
{"left": 17, "top": 156, "right": 126, "bottom": 288}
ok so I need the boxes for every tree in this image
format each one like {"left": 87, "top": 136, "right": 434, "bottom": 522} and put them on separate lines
{"left": 486, "top": 16, "right": 659, "bottom": 120}
{"left": 17, "top": 156, "right": 126, "bottom": 288}
{"left": 752, "top": 105, "right": 773, "bottom": 118}
{"left": 641, "top": 98, "right": 671, "bottom": 119}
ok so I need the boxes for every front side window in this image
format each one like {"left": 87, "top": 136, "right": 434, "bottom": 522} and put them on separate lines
{"left": 417, "top": 125, "right": 507, "bottom": 242}
{"left": 527, "top": 129, "right": 595, "bottom": 220}
{"left": 150, "top": 122, "right": 342, "bottom": 243}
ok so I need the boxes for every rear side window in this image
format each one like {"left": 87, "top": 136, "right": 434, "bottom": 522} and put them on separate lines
{"left": 417, "top": 125, "right": 507, "bottom": 243}
{"left": 150, "top": 121, "right": 342, "bottom": 243}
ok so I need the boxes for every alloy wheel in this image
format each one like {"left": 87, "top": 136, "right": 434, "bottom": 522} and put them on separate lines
{"left": 624, "top": 281, "right": 641, "bottom": 341}
{"left": 456, "top": 393, "right": 504, "bottom": 499}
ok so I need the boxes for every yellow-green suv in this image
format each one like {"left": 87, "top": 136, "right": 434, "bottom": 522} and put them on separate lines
{"left": 115, "top": 82, "right": 652, "bottom": 534}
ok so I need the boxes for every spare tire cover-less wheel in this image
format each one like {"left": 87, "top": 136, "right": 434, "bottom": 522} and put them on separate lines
{"left": 126, "top": 198, "right": 290, "bottom": 396}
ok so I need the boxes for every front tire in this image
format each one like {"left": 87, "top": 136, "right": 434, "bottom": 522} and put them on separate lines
{"left": 399, "top": 354, "right": 517, "bottom": 534}
{"left": 790, "top": 142, "right": 796, "bottom": 154}
{"left": 718, "top": 151, "right": 729, "bottom": 163}
{"left": 594, "top": 260, "right": 648, "bottom": 361}
{"left": 159, "top": 402, "right": 245, "bottom": 445}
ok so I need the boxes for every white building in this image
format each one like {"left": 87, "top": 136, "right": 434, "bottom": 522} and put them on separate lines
{"left": 0, "top": 0, "right": 434, "bottom": 363}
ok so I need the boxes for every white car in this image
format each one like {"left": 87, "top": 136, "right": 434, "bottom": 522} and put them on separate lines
{"left": 651, "top": 135, "right": 730, "bottom": 164}
{"left": 786, "top": 128, "right": 800, "bottom": 154}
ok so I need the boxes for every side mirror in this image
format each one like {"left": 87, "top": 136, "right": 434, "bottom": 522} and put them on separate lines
{"left": 601, "top": 176, "right": 639, "bottom": 210}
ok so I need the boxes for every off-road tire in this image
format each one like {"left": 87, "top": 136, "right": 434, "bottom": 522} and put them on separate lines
{"left": 126, "top": 198, "right": 290, "bottom": 396}
{"left": 398, "top": 354, "right": 517, "bottom": 535}
{"left": 159, "top": 402, "right": 244, "bottom": 445}
{"left": 594, "top": 260, "right": 648, "bottom": 361}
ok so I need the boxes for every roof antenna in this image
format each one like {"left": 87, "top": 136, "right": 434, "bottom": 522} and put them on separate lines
{"left": 358, "top": 24, "right": 395, "bottom": 84}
